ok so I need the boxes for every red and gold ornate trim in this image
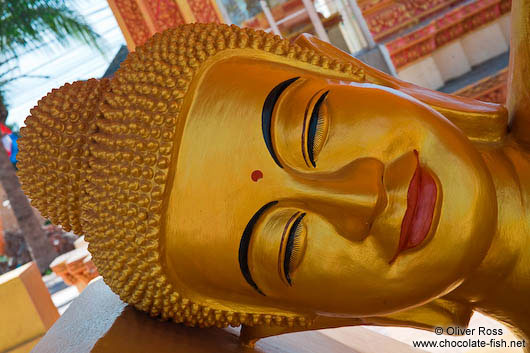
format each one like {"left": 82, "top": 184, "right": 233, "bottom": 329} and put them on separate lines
{"left": 107, "top": 0, "right": 223, "bottom": 50}
{"left": 358, "top": 0, "right": 466, "bottom": 41}
{"left": 108, "top": 0, "right": 153, "bottom": 48}
{"left": 186, "top": 0, "right": 222, "bottom": 23}
{"left": 385, "top": 0, "right": 511, "bottom": 69}
{"left": 455, "top": 68, "right": 508, "bottom": 104}
{"left": 141, "top": 0, "right": 186, "bottom": 32}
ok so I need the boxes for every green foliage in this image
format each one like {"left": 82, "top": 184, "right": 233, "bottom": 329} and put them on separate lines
{"left": 0, "top": 0, "right": 105, "bottom": 121}
{"left": 0, "top": 0, "right": 103, "bottom": 60}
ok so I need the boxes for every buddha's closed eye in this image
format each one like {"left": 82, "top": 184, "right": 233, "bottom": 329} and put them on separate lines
{"left": 304, "top": 90, "right": 329, "bottom": 168}
{"left": 239, "top": 201, "right": 278, "bottom": 295}
{"left": 262, "top": 78, "right": 299, "bottom": 168}
{"left": 262, "top": 77, "right": 330, "bottom": 169}
{"left": 239, "top": 203, "right": 309, "bottom": 295}
{"left": 279, "top": 212, "right": 307, "bottom": 286}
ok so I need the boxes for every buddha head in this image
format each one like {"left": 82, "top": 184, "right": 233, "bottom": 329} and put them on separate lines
{"left": 17, "top": 23, "right": 505, "bottom": 335}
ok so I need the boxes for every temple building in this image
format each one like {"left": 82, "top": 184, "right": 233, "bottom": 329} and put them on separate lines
{"left": 106, "top": 0, "right": 510, "bottom": 103}
{"left": 376, "top": 0, "right": 510, "bottom": 103}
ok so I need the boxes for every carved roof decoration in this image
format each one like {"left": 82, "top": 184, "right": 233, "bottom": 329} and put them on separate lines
{"left": 455, "top": 68, "right": 508, "bottom": 103}
{"left": 385, "top": 0, "right": 511, "bottom": 69}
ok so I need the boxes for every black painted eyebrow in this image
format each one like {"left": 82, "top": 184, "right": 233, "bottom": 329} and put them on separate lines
{"left": 262, "top": 77, "right": 300, "bottom": 168}
{"left": 238, "top": 200, "right": 278, "bottom": 295}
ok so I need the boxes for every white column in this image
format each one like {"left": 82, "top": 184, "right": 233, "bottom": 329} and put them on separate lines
{"left": 346, "top": 0, "right": 375, "bottom": 48}
{"left": 215, "top": 0, "right": 233, "bottom": 24}
{"left": 332, "top": 0, "right": 366, "bottom": 53}
{"left": 259, "top": 1, "right": 281, "bottom": 35}
{"left": 379, "top": 44, "right": 398, "bottom": 76}
{"left": 300, "top": 0, "right": 331, "bottom": 43}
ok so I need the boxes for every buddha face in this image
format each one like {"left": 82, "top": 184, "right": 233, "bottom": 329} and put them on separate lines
{"left": 164, "top": 55, "right": 497, "bottom": 318}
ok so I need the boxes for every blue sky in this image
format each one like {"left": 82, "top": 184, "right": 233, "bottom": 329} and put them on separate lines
{"left": 3, "top": 1, "right": 126, "bottom": 129}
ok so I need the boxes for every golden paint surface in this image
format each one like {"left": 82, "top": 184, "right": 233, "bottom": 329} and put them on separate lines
{"left": 15, "top": 18, "right": 530, "bottom": 347}
{"left": 166, "top": 56, "right": 496, "bottom": 318}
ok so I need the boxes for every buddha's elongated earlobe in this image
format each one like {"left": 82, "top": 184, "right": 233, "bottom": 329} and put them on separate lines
{"left": 365, "top": 298, "right": 473, "bottom": 331}
{"left": 240, "top": 316, "right": 363, "bottom": 346}
{"left": 239, "top": 298, "right": 472, "bottom": 345}
{"left": 507, "top": 0, "right": 530, "bottom": 146}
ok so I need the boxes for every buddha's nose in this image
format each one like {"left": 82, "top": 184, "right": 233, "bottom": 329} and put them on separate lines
{"left": 294, "top": 158, "right": 386, "bottom": 241}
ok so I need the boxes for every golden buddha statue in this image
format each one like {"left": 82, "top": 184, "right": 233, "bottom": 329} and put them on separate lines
{"left": 15, "top": 0, "right": 530, "bottom": 348}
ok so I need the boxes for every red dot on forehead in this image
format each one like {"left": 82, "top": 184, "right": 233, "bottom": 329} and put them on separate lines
{"left": 251, "top": 170, "right": 263, "bottom": 182}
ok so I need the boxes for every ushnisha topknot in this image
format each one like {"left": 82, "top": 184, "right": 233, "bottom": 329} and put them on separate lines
{"left": 18, "top": 78, "right": 109, "bottom": 235}
{"left": 17, "top": 23, "right": 364, "bottom": 328}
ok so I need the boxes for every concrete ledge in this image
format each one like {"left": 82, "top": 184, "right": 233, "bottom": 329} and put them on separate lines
{"left": 33, "top": 279, "right": 424, "bottom": 353}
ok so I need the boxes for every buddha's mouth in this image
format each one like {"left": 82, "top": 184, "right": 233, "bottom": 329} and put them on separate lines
{"left": 389, "top": 151, "right": 437, "bottom": 264}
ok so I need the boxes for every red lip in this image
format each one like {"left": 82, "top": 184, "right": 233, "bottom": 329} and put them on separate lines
{"left": 390, "top": 150, "right": 437, "bottom": 264}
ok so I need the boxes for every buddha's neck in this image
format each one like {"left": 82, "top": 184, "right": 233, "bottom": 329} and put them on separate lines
{"left": 449, "top": 137, "right": 530, "bottom": 343}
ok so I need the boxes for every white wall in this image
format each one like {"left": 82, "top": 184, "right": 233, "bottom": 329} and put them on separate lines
{"left": 396, "top": 14, "right": 510, "bottom": 90}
